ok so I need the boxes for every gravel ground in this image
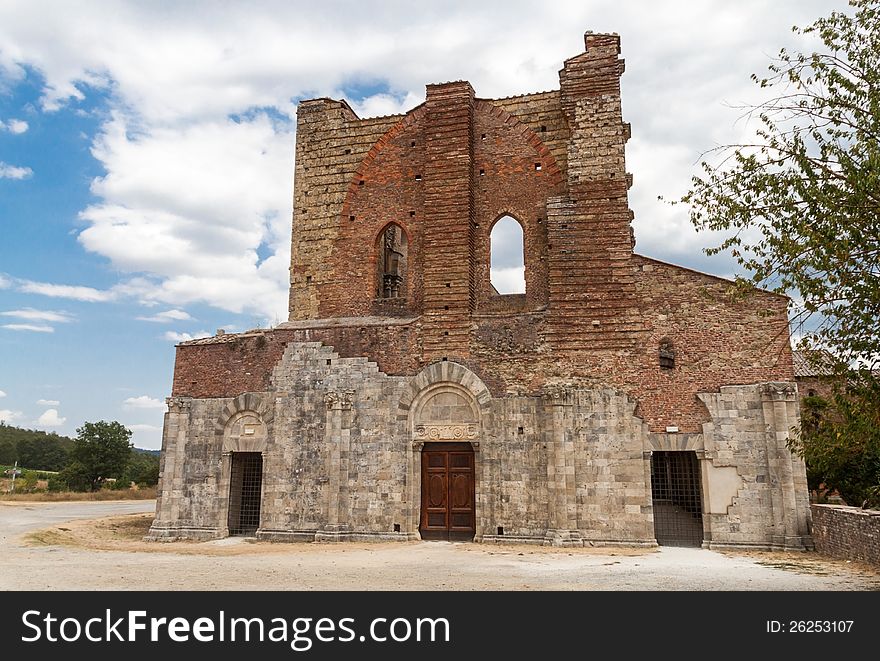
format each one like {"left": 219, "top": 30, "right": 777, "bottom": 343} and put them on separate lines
{"left": 1, "top": 500, "right": 878, "bottom": 591}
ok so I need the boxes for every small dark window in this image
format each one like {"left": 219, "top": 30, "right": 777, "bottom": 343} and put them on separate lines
{"left": 306, "top": 275, "right": 312, "bottom": 284}
{"left": 393, "top": 523, "right": 401, "bottom": 533}
{"left": 479, "top": 169, "right": 485, "bottom": 176}
{"left": 409, "top": 210, "right": 415, "bottom": 217}
{"left": 410, "top": 141, "right": 416, "bottom": 147}
{"left": 441, "top": 356, "right": 448, "bottom": 362}
{"left": 326, "top": 359, "right": 332, "bottom": 366}
{"left": 517, "top": 426, "right": 524, "bottom": 434}
{"left": 481, "top": 133, "right": 486, "bottom": 140}
{"left": 358, "top": 180, "right": 365, "bottom": 186}
{"left": 443, "top": 331, "right": 449, "bottom": 336}
{"left": 349, "top": 215, "right": 355, "bottom": 221}
{"left": 540, "top": 125, "right": 547, "bottom": 132}
{"left": 659, "top": 340, "right": 675, "bottom": 370}
{"left": 535, "top": 163, "right": 542, "bottom": 171}
{"left": 497, "top": 526, "right": 504, "bottom": 535}
{"left": 807, "top": 389, "right": 817, "bottom": 397}
{"left": 415, "top": 174, "right": 422, "bottom": 181}
{"left": 344, "top": 148, "right": 351, "bottom": 155}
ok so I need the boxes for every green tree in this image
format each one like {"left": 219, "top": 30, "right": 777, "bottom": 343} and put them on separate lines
{"left": 0, "top": 438, "right": 15, "bottom": 465}
{"left": 680, "top": 0, "right": 879, "bottom": 366}
{"left": 16, "top": 435, "right": 69, "bottom": 471}
{"left": 679, "top": 0, "right": 880, "bottom": 506}
{"left": 70, "top": 421, "right": 133, "bottom": 492}
{"left": 122, "top": 451, "right": 160, "bottom": 487}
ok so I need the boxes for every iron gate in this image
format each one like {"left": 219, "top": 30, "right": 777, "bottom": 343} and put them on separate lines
{"left": 228, "top": 452, "right": 263, "bottom": 536}
{"left": 650, "top": 451, "right": 704, "bottom": 546}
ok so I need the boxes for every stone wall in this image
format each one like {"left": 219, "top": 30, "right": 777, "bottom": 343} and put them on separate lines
{"left": 151, "top": 345, "right": 810, "bottom": 549}
{"left": 811, "top": 504, "right": 880, "bottom": 566}
{"left": 151, "top": 30, "right": 811, "bottom": 550}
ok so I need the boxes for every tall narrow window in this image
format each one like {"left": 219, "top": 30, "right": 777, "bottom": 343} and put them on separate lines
{"left": 490, "top": 215, "right": 525, "bottom": 294}
{"left": 377, "top": 223, "right": 408, "bottom": 299}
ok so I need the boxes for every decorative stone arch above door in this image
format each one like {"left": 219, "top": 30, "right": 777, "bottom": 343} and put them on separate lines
{"left": 213, "top": 392, "right": 274, "bottom": 453}
{"left": 399, "top": 361, "right": 492, "bottom": 540}
{"left": 398, "top": 361, "right": 492, "bottom": 435}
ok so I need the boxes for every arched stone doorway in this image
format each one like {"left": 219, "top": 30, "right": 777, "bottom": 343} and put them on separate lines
{"left": 410, "top": 383, "right": 481, "bottom": 541}
{"left": 214, "top": 396, "right": 272, "bottom": 538}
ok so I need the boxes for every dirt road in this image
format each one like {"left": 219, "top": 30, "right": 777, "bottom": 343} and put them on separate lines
{"left": 1, "top": 500, "right": 877, "bottom": 590}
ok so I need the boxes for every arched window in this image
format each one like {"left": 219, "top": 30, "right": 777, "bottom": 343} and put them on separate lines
{"left": 376, "top": 223, "right": 408, "bottom": 299}
{"left": 490, "top": 215, "right": 525, "bottom": 295}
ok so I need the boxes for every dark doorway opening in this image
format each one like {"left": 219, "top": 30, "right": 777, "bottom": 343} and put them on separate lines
{"left": 420, "top": 442, "right": 475, "bottom": 541}
{"left": 228, "top": 452, "right": 263, "bottom": 536}
{"left": 651, "top": 450, "right": 704, "bottom": 547}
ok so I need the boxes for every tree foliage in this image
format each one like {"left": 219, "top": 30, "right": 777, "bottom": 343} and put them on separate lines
{"left": 789, "top": 374, "right": 880, "bottom": 507}
{"left": 69, "top": 421, "right": 133, "bottom": 492}
{"left": 680, "top": 1, "right": 880, "bottom": 507}
{"left": 681, "top": 0, "right": 880, "bottom": 367}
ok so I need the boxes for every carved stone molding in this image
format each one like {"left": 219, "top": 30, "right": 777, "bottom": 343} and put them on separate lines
{"left": 325, "top": 390, "right": 355, "bottom": 410}
{"left": 166, "top": 396, "right": 192, "bottom": 414}
{"left": 542, "top": 385, "right": 574, "bottom": 406}
{"left": 760, "top": 382, "right": 797, "bottom": 402}
{"left": 414, "top": 423, "right": 478, "bottom": 441}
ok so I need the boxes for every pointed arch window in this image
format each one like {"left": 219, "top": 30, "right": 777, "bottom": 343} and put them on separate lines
{"left": 490, "top": 215, "right": 525, "bottom": 295}
{"left": 377, "top": 223, "right": 408, "bottom": 299}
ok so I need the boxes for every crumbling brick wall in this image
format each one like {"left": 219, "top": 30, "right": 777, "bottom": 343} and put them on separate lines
{"left": 173, "top": 30, "right": 794, "bottom": 435}
{"left": 811, "top": 504, "right": 880, "bottom": 566}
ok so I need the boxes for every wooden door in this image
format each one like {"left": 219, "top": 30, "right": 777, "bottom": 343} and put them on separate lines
{"left": 420, "top": 442, "right": 475, "bottom": 541}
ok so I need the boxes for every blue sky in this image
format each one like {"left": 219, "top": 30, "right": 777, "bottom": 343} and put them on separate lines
{"left": 0, "top": 0, "right": 844, "bottom": 448}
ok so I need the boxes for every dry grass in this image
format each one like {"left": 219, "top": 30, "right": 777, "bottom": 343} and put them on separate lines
{"left": 722, "top": 549, "right": 880, "bottom": 578}
{"left": 0, "top": 487, "right": 157, "bottom": 502}
{"left": 24, "top": 512, "right": 658, "bottom": 558}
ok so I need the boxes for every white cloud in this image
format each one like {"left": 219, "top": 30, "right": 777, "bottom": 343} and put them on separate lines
{"left": 128, "top": 424, "right": 161, "bottom": 432}
{"left": 0, "top": 308, "right": 74, "bottom": 323}
{"left": 0, "top": 118, "right": 28, "bottom": 133}
{"left": 0, "top": 409, "right": 23, "bottom": 424}
{"left": 0, "top": 162, "right": 32, "bottom": 179}
{"left": 135, "top": 309, "right": 193, "bottom": 323}
{"left": 18, "top": 280, "right": 114, "bottom": 302}
{"left": 35, "top": 408, "right": 66, "bottom": 427}
{"left": 127, "top": 423, "right": 162, "bottom": 450}
{"left": 36, "top": 399, "right": 60, "bottom": 406}
{"left": 123, "top": 395, "right": 166, "bottom": 410}
{"left": 0, "top": 390, "right": 5, "bottom": 398}
{"left": 163, "top": 330, "right": 212, "bottom": 343}
{"left": 2, "top": 323, "right": 54, "bottom": 332}
{"left": 490, "top": 267, "right": 526, "bottom": 295}
{"left": 0, "top": 275, "right": 9, "bottom": 289}
{"left": 78, "top": 113, "right": 292, "bottom": 320}
{"left": 0, "top": 0, "right": 845, "bottom": 322}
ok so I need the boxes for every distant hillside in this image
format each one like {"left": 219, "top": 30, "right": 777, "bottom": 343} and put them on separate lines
{"left": 0, "top": 422, "right": 74, "bottom": 471}
{"left": 0, "top": 423, "right": 159, "bottom": 470}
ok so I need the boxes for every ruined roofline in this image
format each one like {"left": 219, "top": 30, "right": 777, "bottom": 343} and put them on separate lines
{"left": 295, "top": 29, "right": 626, "bottom": 123}
{"left": 298, "top": 89, "right": 563, "bottom": 124}
{"left": 634, "top": 253, "right": 790, "bottom": 300}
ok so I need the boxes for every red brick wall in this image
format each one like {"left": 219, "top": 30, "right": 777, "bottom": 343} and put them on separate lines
{"left": 172, "top": 31, "right": 795, "bottom": 434}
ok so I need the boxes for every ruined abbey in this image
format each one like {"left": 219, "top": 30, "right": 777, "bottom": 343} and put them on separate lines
{"left": 148, "top": 32, "right": 812, "bottom": 549}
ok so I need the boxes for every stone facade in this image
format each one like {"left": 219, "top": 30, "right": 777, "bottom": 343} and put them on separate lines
{"left": 148, "top": 31, "right": 812, "bottom": 549}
